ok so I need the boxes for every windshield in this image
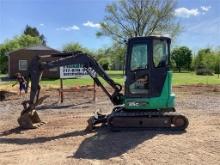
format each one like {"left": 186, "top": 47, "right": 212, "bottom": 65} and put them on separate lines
{"left": 130, "top": 43, "right": 148, "bottom": 71}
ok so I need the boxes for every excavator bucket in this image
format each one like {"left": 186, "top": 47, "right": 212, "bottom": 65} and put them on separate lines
{"left": 17, "top": 110, "right": 44, "bottom": 129}
{"left": 18, "top": 95, "right": 49, "bottom": 129}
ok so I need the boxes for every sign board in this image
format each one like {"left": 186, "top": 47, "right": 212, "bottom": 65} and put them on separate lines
{"left": 60, "top": 64, "right": 88, "bottom": 78}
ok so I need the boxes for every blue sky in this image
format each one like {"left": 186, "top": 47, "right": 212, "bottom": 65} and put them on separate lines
{"left": 0, "top": 0, "right": 220, "bottom": 52}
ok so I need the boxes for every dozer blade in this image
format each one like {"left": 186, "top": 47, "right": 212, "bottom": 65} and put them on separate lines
{"left": 18, "top": 110, "right": 45, "bottom": 129}
{"left": 84, "top": 112, "right": 108, "bottom": 132}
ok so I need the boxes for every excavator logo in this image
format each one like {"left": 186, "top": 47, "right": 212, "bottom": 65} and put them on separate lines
{"left": 128, "top": 101, "right": 148, "bottom": 107}
{"left": 86, "top": 67, "right": 97, "bottom": 78}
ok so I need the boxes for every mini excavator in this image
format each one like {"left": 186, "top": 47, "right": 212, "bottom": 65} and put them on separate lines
{"left": 18, "top": 36, "right": 188, "bottom": 131}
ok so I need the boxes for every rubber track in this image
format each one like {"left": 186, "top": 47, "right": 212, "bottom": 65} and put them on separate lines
{"left": 107, "top": 111, "right": 189, "bottom": 131}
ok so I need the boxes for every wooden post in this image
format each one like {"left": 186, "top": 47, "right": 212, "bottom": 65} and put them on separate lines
{"left": 93, "top": 80, "right": 96, "bottom": 102}
{"left": 60, "top": 78, "right": 64, "bottom": 103}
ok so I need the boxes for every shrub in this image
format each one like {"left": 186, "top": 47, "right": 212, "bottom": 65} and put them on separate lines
{"left": 195, "top": 65, "right": 213, "bottom": 76}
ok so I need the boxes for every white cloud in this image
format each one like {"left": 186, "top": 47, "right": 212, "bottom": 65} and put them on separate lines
{"left": 39, "top": 23, "right": 44, "bottom": 26}
{"left": 201, "top": 6, "right": 211, "bottom": 12}
{"left": 56, "top": 25, "right": 80, "bottom": 31}
{"left": 175, "top": 7, "right": 200, "bottom": 18}
{"left": 83, "top": 21, "right": 101, "bottom": 28}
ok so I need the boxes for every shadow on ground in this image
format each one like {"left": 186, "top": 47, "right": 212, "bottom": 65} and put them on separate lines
{"left": 0, "top": 127, "right": 23, "bottom": 137}
{"left": 73, "top": 128, "right": 186, "bottom": 160}
{"left": 0, "top": 127, "right": 86, "bottom": 144}
{"left": 0, "top": 126, "right": 186, "bottom": 160}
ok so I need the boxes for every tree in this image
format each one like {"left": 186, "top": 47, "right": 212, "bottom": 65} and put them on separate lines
{"left": 62, "top": 42, "right": 92, "bottom": 54}
{"left": 95, "top": 44, "right": 125, "bottom": 70}
{"left": 97, "top": 0, "right": 180, "bottom": 43}
{"left": 110, "top": 44, "right": 125, "bottom": 70}
{"left": 171, "top": 46, "right": 192, "bottom": 72}
{"left": 24, "top": 25, "right": 46, "bottom": 45}
{"left": 214, "top": 52, "right": 220, "bottom": 74}
{"left": 0, "top": 35, "right": 41, "bottom": 73}
{"left": 194, "top": 48, "right": 219, "bottom": 75}
{"left": 194, "top": 48, "right": 211, "bottom": 68}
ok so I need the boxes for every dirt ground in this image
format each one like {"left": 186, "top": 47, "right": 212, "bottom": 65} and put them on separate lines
{"left": 0, "top": 85, "right": 220, "bottom": 165}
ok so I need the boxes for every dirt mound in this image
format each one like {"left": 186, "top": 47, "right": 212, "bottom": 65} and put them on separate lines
{"left": 0, "top": 90, "right": 17, "bottom": 101}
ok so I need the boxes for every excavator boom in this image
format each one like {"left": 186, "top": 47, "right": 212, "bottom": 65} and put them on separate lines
{"left": 19, "top": 51, "right": 123, "bottom": 129}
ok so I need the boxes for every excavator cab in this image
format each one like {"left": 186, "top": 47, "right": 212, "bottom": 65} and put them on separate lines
{"left": 107, "top": 36, "right": 188, "bottom": 130}
{"left": 124, "top": 36, "right": 175, "bottom": 111}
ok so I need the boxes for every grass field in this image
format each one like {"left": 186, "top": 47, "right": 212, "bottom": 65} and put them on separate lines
{"left": 1, "top": 71, "right": 220, "bottom": 89}
{"left": 40, "top": 71, "right": 220, "bottom": 88}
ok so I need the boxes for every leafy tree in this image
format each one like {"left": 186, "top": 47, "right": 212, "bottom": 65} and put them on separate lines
{"left": 194, "top": 48, "right": 220, "bottom": 75}
{"left": 194, "top": 48, "right": 211, "bottom": 68}
{"left": 62, "top": 42, "right": 94, "bottom": 56}
{"left": 97, "top": 0, "right": 180, "bottom": 43}
{"left": 110, "top": 44, "right": 125, "bottom": 70}
{"left": 63, "top": 42, "right": 86, "bottom": 53}
{"left": 214, "top": 52, "right": 220, "bottom": 74}
{"left": 98, "top": 58, "right": 110, "bottom": 70}
{"left": 24, "top": 25, "right": 46, "bottom": 45}
{"left": 171, "top": 46, "right": 192, "bottom": 72}
{"left": 0, "top": 35, "right": 41, "bottom": 73}
{"left": 95, "top": 44, "right": 125, "bottom": 70}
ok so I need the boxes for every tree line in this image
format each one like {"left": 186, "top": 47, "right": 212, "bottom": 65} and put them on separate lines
{"left": 0, "top": 0, "right": 219, "bottom": 75}
{"left": 171, "top": 46, "right": 220, "bottom": 74}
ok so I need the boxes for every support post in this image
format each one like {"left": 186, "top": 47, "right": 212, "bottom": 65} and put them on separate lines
{"left": 60, "top": 78, "right": 64, "bottom": 103}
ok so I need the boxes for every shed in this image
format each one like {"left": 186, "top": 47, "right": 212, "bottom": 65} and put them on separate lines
{"left": 8, "top": 45, "right": 61, "bottom": 78}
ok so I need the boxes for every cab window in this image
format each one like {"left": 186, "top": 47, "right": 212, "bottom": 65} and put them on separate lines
{"left": 130, "top": 43, "right": 148, "bottom": 71}
{"left": 153, "top": 40, "right": 168, "bottom": 68}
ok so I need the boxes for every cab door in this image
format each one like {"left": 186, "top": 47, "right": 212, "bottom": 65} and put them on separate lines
{"left": 150, "top": 39, "right": 170, "bottom": 97}
{"left": 125, "top": 38, "right": 150, "bottom": 98}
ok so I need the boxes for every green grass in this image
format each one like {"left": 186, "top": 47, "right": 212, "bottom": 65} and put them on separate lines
{"left": 40, "top": 70, "right": 125, "bottom": 87}
{"left": 40, "top": 71, "right": 220, "bottom": 88}
{"left": 1, "top": 71, "right": 219, "bottom": 88}
{"left": 0, "top": 74, "right": 7, "bottom": 77}
{"left": 172, "top": 72, "right": 220, "bottom": 85}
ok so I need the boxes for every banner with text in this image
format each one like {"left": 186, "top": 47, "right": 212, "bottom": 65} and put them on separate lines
{"left": 60, "top": 64, "right": 88, "bottom": 78}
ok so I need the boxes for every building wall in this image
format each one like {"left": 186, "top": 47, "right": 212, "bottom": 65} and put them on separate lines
{"left": 9, "top": 49, "right": 60, "bottom": 78}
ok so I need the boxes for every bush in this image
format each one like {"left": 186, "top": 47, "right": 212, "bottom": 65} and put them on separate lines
{"left": 0, "top": 55, "right": 8, "bottom": 74}
{"left": 98, "top": 58, "right": 110, "bottom": 70}
{"left": 195, "top": 65, "right": 213, "bottom": 76}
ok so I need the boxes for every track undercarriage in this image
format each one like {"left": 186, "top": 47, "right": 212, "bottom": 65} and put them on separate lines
{"left": 86, "top": 107, "right": 189, "bottom": 132}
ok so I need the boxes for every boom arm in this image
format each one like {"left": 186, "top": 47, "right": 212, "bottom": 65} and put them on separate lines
{"left": 25, "top": 52, "right": 124, "bottom": 112}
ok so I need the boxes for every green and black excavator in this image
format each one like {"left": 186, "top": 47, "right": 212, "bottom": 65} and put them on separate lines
{"left": 18, "top": 36, "right": 189, "bottom": 131}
